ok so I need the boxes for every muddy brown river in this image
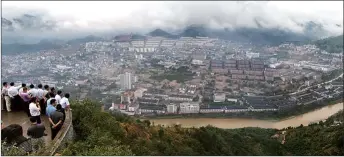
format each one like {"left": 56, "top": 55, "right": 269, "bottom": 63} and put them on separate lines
{"left": 149, "top": 103, "right": 343, "bottom": 129}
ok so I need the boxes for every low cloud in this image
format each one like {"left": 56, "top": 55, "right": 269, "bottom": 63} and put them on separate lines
{"left": 2, "top": 1, "right": 343, "bottom": 38}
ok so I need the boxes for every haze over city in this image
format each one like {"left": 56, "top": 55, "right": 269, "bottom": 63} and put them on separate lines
{"left": 2, "top": 1, "right": 343, "bottom": 35}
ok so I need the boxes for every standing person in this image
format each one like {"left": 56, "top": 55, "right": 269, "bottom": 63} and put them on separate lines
{"left": 49, "top": 104, "right": 64, "bottom": 140}
{"left": 50, "top": 87, "right": 56, "bottom": 97}
{"left": 28, "top": 84, "right": 37, "bottom": 99}
{"left": 29, "top": 97, "right": 41, "bottom": 124}
{"left": 60, "top": 93, "right": 71, "bottom": 110}
{"left": 46, "top": 93, "right": 56, "bottom": 108}
{"left": 2, "top": 82, "right": 10, "bottom": 111}
{"left": 36, "top": 84, "right": 46, "bottom": 115}
{"left": 55, "top": 90, "right": 62, "bottom": 104}
{"left": 7, "top": 82, "right": 21, "bottom": 111}
{"left": 46, "top": 99, "right": 57, "bottom": 117}
{"left": 18, "top": 84, "right": 26, "bottom": 95}
{"left": 43, "top": 85, "right": 50, "bottom": 100}
{"left": 27, "top": 117, "right": 46, "bottom": 151}
{"left": 19, "top": 87, "right": 31, "bottom": 117}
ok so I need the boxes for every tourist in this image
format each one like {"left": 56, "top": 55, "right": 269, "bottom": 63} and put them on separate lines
{"left": 1, "top": 124, "right": 33, "bottom": 154}
{"left": 36, "top": 84, "right": 46, "bottom": 115}
{"left": 29, "top": 97, "right": 41, "bottom": 124}
{"left": 18, "top": 83, "right": 26, "bottom": 95}
{"left": 60, "top": 93, "right": 71, "bottom": 110}
{"left": 2, "top": 82, "right": 10, "bottom": 111}
{"left": 50, "top": 87, "right": 56, "bottom": 97}
{"left": 43, "top": 85, "right": 50, "bottom": 99}
{"left": 49, "top": 104, "right": 64, "bottom": 140}
{"left": 46, "top": 99, "right": 57, "bottom": 117}
{"left": 7, "top": 82, "right": 21, "bottom": 111}
{"left": 28, "top": 84, "right": 37, "bottom": 99}
{"left": 46, "top": 92, "right": 56, "bottom": 107}
{"left": 27, "top": 117, "right": 46, "bottom": 151}
{"left": 20, "top": 87, "right": 31, "bottom": 117}
{"left": 55, "top": 90, "right": 62, "bottom": 104}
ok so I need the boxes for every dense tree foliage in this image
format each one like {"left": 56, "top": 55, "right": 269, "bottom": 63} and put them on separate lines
{"left": 61, "top": 100, "right": 344, "bottom": 156}
{"left": 313, "top": 35, "right": 343, "bottom": 53}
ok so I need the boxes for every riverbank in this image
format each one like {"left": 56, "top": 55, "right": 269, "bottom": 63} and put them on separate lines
{"left": 147, "top": 102, "right": 343, "bottom": 129}
{"left": 142, "top": 98, "right": 343, "bottom": 121}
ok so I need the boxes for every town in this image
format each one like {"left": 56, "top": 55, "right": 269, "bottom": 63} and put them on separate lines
{"left": 2, "top": 35, "right": 343, "bottom": 117}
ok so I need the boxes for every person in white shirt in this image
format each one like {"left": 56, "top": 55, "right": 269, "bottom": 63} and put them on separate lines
{"left": 28, "top": 84, "right": 38, "bottom": 98}
{"left": 29, "top": 97, "right": 41, "bottom": 124}
{"left": 7, "top": 82, "right": 21, "bottom": 111}
{"left": 18, "top": 84, "right": 26, "bottom": 95}
{"left": 60, "top": 93, "right": 71, "bottom": 110}
{"left": 55, "top": 90, "right": 62, "bottom": 104}
{"left": 2, "top": 82, "right": 10, "bottom": 112}
{"left": 36, "top": 84, "right": 46, "bottom": 115}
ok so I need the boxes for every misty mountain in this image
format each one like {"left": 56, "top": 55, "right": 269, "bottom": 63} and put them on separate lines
{"left": 2, "top": 12, "right": 342, "bottom": 54}
{"left": 180, "top": 25, "right": 209, "bottom": 37}
{"left": 66, "top": 35, "right": 104, "bottom": 45}
{"left": 2, "top": 35, "right": 105, "bottom": 55}
{"left": 312, "top": 34, "right": 343, "bottom": 53}
{"left": 177, "top": 25, "right": 313, "bottom": 45}
{"left": 2, "top": 41, "right": 64, "bottom": 55}
{"left": 2, "top": 14, "right": 57, "bottom": 32}
{"left": 148, "top": 29, "right": 173, "bottom": 37}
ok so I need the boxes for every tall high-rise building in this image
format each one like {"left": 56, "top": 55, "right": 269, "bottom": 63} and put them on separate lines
{"left": 120, "top": 72, "right": 132, "bottom": 90}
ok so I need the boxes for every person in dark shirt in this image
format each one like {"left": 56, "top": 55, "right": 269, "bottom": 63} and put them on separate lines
{"left": 27, "top": 117, "right": 46, "bottom": 138}
{"left": 50, "top": 87, "right": 56, "bottom": 97}
{"left": 27, "top": 117, "right": 46, "bottom": 151}
{"left": 2, "top": 124, "right": 32, "bottom": 154}
{"left": 49, "top": 104, "right": 64, "bottom": 140}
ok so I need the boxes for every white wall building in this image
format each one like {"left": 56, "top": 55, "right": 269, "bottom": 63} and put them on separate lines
{"left": 246, "top": 52, "right": 260, "bottom": 59}
{"left": 167, "top": 104, "right": 178, "bottom": 113}
{"left": 120, "top": 72, "right": 132, "bottom": 90}
{"left": 214, "top": 93, "right": 226, "bottom": 102}
{"left": 179, "top": 102, "right": 200, "bottom": 114}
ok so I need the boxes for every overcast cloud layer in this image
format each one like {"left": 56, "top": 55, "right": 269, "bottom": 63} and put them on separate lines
{"left": 2, "top": 1, "right": 343, "bottom": 37}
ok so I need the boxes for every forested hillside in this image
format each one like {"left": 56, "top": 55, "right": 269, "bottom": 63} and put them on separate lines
{"left": 313, "top": 35, "right": 343, "bottom": 53}
{"left": 61, "top": 100, "right": 344, "bottom": 156}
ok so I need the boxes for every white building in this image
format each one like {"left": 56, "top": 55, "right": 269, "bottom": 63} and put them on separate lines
{"left": 214, "top": 93, "right": 226, "bottom": 102}
{"left": 192, "top": 59, "right": 203, "bottom": 65}
{"left": 167, "top": 104, "right": 178, "bottom": 113}
{"left": 246, "top": 52, "right": 260, "bottom": 59}
{"left": 226, "top": 98, "right": 237, "bottom": 102}
{"left": 120, "top": 72, "right": 132, "bottom": 90}
{"left": 179, "top": 102, "right": 200, "bottom": 114}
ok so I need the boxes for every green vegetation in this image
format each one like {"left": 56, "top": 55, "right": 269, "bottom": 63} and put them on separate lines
{"left": 150, "top": 66, "right": 194, "bottom": 83}
{"left": 283, "top": 111, "right": 344, "bottom": 156}
{"left": 60, "top": 100, "right": 344, "bottom": 156}
{"left": 313, "top": 35, "right": 343, "bottom": 53}
{"left": 62, "top": 100, "right": 287, "bottom": 155}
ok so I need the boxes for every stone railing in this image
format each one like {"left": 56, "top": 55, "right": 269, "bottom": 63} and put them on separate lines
{"left": 40, "top": 110, "right": 74, "bottom": 156}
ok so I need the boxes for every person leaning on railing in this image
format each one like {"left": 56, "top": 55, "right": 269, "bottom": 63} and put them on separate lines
{"left": 49, "top": 104, "right": 64, "bottom": 140}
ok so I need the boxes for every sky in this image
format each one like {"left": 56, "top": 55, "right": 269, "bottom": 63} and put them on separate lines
{"left": 2, "top": 1, "right": 344, "bottom": 35}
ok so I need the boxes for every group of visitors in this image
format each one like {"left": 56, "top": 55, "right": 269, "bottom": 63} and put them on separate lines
{"left": 1, "top": 82, "right": 71, "bottom": 154}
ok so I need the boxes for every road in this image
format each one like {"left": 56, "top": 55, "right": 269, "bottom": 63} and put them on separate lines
{"left": 290, "top": 72, "right": 343, "bottom": 95}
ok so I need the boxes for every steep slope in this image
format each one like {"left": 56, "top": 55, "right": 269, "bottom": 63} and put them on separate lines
{"left": 312, "top": 35, "right": 343, "bottom": 53}
{"left": 61, "top": 100, "right": 344, "bottom": 156}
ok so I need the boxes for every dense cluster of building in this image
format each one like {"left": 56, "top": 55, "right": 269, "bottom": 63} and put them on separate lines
{"left": 2, "top": 33, "right": 343, "bottom": 118}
